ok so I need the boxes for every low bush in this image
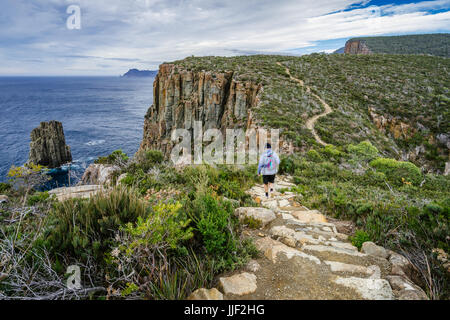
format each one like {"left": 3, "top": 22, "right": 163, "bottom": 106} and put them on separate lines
{"left": 95, "top": 150, "right": 129, "bottom": 165}
{"left": 350, "top": 230, "right": 371, "bottom": 250}
{"left": 27, "top": 191, "right": 51, "bottom": 206}
{"left": 370, "top": 158, "right": 423, "bottom": 186}
{"left": 0, "top": 182, "right": 12, "bottom": 194}
{"left": 44, "top": 185, "right": 148, "bottom": 261}
{"left": 347, "top": 140, "right": 379, "bottom": 163}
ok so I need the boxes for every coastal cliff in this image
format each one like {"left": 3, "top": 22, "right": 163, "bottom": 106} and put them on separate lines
{"left": 344, "top": 40, "right": 372, "bottom": 54}
{"left": 139, "top": 63, "right": 263, "bottom": 156}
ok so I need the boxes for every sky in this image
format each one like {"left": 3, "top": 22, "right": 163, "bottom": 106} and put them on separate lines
{"left": 0, "top": 0, "right": 449, "bottom": 76}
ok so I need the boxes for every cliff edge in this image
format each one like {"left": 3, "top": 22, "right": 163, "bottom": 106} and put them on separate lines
{"left": 139, "top": 63, "right": 263, "bottom": 157}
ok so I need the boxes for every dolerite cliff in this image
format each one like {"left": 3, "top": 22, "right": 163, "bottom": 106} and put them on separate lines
{"left": 344, "top": 40, "right": 372, "bottom": 54}
{"left": 28, "top": 121, "right": 72, "bottom": 168}
{"left": 139, "top": 64, "right": 262, "bottom": 156}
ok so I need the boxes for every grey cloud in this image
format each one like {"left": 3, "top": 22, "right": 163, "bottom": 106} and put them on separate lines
{"left": 0, "top": 0, "right": 449, "bottom": 75}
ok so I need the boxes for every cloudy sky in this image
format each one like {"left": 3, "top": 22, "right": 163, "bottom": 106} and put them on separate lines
{"left": 0, "top": 0, "right": 449, "bottom": 75}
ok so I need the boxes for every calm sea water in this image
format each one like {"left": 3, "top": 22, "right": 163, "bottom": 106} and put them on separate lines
{"left": 0, "top": 76, "right": 154, "bottom": 186}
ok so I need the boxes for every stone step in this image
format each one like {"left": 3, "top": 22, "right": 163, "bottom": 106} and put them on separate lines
{"left": 325, "top": 261, "right": 380, "bottom": 278}
{"left": 255, "top": 236, "right": 321, "bottom": 264}
{"left": 333, "top": 276, "right": 394, "bottom": 300}
{"left": 293, "top": 227, "right": 348, "bottom": 241}
{"left": 302, "top": 244, "right": 367, "bottom": 258}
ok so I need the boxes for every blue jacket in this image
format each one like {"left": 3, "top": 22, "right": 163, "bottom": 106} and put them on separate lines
{"left": 258, "top": 149, "right": 280, "bottom": 175}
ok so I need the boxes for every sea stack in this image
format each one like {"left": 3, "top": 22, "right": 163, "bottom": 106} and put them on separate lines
{"left": 28, "top": 121, "right": 72, "bottom": 168}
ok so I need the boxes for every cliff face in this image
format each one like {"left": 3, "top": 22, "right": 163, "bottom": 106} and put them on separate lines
{"left": 139, "top": 64, "right": 263, "bottom": 156}
{"left": 344, "top": 40, "right": 372, "bottom": 54}
{"left": 28, "top": 121, "right": 72, "bottom": 168}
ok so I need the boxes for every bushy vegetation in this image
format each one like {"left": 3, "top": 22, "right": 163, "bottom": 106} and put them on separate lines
{"left": 279, "top": 141, "right": 449, "bottom": 299}
{"left": 1, "top": 150, "right": 259, "bottom": 300}
{"left": 44, "top": 186, "right": 149, "bottom": 261}
{"left": 351, "top": 34, "right": 450, "bottom": 57}
{"left": 94, "top": 149, "right": 129, "bottom": 165}
{"left": 369, "top": 158, "right": 423, "bottom": 186}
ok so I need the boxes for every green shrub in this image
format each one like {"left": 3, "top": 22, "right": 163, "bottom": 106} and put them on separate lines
{"left": 306, "top": 149, "right": 322, "bottom": 162}
{"left": 0, "top": 182, "right": 12, "bottom": 193}
{"left": 189, "top": 192, "right": 237, "bottom": 257}
{"left": 119, "top": 202, "right": 193, "bottom": 253}
{"left": 95, "top": 150, "right": 129, "bottom": 165}
{"left": 350, "top": 230, "right": 371, "bottom": 250}
{"left": 27, "top": 191, "right": 51, "bottom": 206}
{"left": 320, "top": 145, "right": 344, "bottom": 162}
{"left": 370, "top": 158, "right": 423, "bottom": 186}
{"left": 44, "top": 185, "right": 148, "bottom": 260}
{"left": 241, "top": 216, "right": 263, "bottom": 229}
{"left": 347, "top": 140, "right": 379, "bottom": 162}
{"left": 144, "top": 150, "right": 164, "bottom": 164}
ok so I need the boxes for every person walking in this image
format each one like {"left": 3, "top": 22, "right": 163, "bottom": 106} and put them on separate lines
{"left": 257, "top": 143, "right": 280, "bottom": 198}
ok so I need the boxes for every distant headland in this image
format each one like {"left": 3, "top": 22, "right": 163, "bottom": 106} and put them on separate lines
{"left": 121, "top": 69, "right": 158, "bottom": 78}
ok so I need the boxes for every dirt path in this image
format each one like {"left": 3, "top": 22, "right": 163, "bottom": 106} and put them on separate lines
{"left": 276, "top": 62, "right": 333, "bottom": 146}
{"left": 188, "top": 176, "right": 429, "bottom": 300}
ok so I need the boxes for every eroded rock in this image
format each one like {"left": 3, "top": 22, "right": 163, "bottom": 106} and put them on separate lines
{"left": 28, "top": 121, "right": 72, "bottom": 168}
{"left": 81, "top": 164, "right": 119, "bottom": 185}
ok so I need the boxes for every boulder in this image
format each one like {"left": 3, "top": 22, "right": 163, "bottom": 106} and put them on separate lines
{"left": 361, "top": 242, "right": 389, "bottom": 259}
{"left": 389, "top": 251, "right": 413, "bottom": 278}
{"left": 0, "top": 195, "right": 9, "bottom": 204}
{"left": 235, "top": 207, "right": 276, "bottom": 227}
{"left": 219, "top": 273, "right": 257, "bottom": 296}
{"left": 187, "top": 288, "right": 223, "bottom": 300}
{"left": 386, "top": 275, "right": 428, "bottom": 300}
{"left": 28, "top": 121, "right": 72, "bottom": 168}
{"left": 81, "top": 164, "right": 119, "bottom": 185}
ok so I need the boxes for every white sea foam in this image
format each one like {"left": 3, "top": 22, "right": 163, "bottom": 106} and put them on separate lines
{"left": 85, "top": 139, "right": 106, "bottom": 146}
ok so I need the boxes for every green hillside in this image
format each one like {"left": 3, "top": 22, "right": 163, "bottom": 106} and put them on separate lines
{"left": 352, "top": 33, "right": 450, "bottom": 57}
{"left": 174, "top": 54, "right": 450, "bottom": 172}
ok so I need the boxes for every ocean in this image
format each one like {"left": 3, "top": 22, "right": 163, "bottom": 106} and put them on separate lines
{"left": 0, "top": 76, "right": 155, "bottom": 186}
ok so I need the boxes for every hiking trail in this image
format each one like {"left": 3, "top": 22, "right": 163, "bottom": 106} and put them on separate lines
{"left": 276, "top": 62, "right": 333, "bottom": 146}
{"left": 188, "top": 176, "right": 428, "bottom": 300}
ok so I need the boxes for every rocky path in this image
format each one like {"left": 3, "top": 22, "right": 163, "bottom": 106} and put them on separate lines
{"left": 276, "top": 62, "right": 333, "bottom": 146}
{"left": 189, "top": 176, "right": 429, "bottom": 300}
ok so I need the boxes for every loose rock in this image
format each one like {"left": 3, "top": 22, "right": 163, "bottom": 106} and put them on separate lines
{"left": 235, "top": 207, "right": 276, "bottom": 227}
{"left": 361, "top": 241, "right": 389, "bottom": 259}
{"left": 219, "top": 273, "right": 257, "bottom": 296}
{"left": 0, "top": 195, "right": 9, "bottom": 204}
{"left": 187, "top": 288, "right": 223, "bottom": 300}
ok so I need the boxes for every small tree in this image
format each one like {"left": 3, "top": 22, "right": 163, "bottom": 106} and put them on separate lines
{"left": 7, "top": 163, "right": 50, "bottom": 205}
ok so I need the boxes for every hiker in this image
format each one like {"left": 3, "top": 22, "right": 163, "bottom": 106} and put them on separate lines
{"left": 257, "top": 143, "right": 280, "bottom": 198}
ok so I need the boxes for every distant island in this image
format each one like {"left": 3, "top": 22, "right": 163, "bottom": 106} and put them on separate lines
{"left": 122, "top": 69, "right": 158, "bottom": 77}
